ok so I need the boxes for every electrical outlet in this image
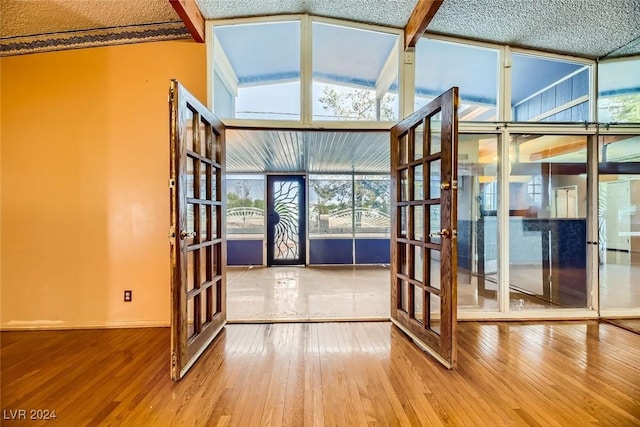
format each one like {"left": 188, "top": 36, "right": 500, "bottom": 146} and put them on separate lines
{"left": 124, "top": 290, "right": 132, "bottom": 302}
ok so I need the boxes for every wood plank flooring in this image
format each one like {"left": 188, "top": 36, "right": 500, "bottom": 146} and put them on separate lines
{"left": 2, "top": 321, "right": 640, "bottom": 426}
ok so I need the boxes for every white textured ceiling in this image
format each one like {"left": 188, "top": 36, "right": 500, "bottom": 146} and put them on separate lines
{"left": 1, "top": 0, "right": 639, "bottom": 58}
{"left": 0, "top": 0, "right": 179, "bottom": 38}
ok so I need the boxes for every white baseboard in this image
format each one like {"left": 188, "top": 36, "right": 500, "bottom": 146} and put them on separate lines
{"left": 1, "top": 319, "right": 170, "bottom": 331}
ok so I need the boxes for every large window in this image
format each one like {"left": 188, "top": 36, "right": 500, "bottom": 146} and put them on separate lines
{"left": 598, "top": 57, "right": 640, "bottom": 123}
{"left": 511, "top": 53, "right": 591, "bottom": 122}
{"left": 226, "top": 175, "right": 265, "bottom": 237}
{"left": 212, "top": 20, "right": 301, "bottom": 120}
{"left": 309, "top": 175, "right": 353, "bottom": 237}
{"left": 415, "top": 38, "right": 499, "bottom": 121}
{"left": 312, "top": 22, "right": 399, "bottom": 122}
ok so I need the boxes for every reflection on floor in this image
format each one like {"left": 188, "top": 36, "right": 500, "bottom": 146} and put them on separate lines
{"left": 227, "top": 265, "right": 390, "bottom": 321}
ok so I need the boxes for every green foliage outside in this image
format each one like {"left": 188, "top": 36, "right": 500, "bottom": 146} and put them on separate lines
{"left": 318, "top": 86, "right": 395, "bottom": 120}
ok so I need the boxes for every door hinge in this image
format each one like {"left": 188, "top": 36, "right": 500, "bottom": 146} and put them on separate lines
{"left": 169, "top": 178, "right": 176, "bottom": 189}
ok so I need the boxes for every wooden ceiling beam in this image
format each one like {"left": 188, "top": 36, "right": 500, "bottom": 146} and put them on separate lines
{"left": 404, "top": 0, "right": 444, "bottom": 50}
{"left": 169, "top": 0, "right": 205, "bottom": 43}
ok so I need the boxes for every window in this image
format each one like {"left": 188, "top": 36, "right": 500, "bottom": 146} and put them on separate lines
{"left": 511, "top": 53, "right": 591, "bottom": 122}
{"left": 598, "top": 58, "right": 640, "bottom": 123}
{"left": 415, "top": 38, "right": 499, "bottom": 121}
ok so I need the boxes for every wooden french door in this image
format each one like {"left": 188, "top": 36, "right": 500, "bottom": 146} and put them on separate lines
{"left": 169, "top": 80, "right": 226, "bottom": 381}
{"left": 390, "top": 87, "right": 459, "bottom": 369}
{"left": 266, "top": 175, "right": 306, "bottom": 266}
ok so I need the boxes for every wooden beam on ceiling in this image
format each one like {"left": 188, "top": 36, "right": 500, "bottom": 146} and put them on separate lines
{"left": 404, "top": 0, "right": 444, "bottom": 50}
{"left": 169, "top": 0, "right": 205, "bottom": 43}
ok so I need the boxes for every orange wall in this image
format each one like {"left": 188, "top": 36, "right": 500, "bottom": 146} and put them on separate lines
{"left": 1, "top": 40, "right": 207, "bottom": 329}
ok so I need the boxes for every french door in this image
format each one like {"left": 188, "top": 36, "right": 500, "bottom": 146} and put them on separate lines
{"left": 390, "top": 87, "right": 459, "bottom": 369}
{"left": 169, "top": 80, "right": 226, "bottom": 380}
{"left": 266, "top": 175, "right": 306, "bottom": 266}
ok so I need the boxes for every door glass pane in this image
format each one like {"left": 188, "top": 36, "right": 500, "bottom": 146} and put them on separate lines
{"left": 399, "top": 169, "right": 409, "bottom": 201}
{"left": 187, "top": 297, "right": 195, "bottom": 339}
{"left": 413, "top": 205, "right": 423, "bottom": 241}
{"left": 187, "top": 250, "right": 195, "bottom": 291}
{"left": 186, "top": 203, "right": 195, "bottom": 245}
{"left": 201, "top": 287, "right": 211, "bottom": 327}
{"left": 186, "top": 157, "right": 195, "bottom": 199}
{"left": 199, "top": 206, "right": 208, "bottom": 242}
{"left": 429, "top": 159, "right": 441, "bottom": 199}
{"left": 400, "top": 279, "right": 409, "bottom": 312}
{"left": 185, "top": 107, "right": 196, "bottom": 152}
{"left": 399, "top": 206, "right": 408, "bottom": 238}
{"left": 199, "top": 119, "right": 210, "bottom": 158}
{"left": 414, "top": 286, "right": 423, "bottom": 323}
{"left": 199, "top": 162, "right": 207, "bottom": 200}
{"left": 428, "top": 249, "right": 441, "bottom": 291}
{"left": 414, "top": 165, "right": 424, "bottom": 200}
{"left": 428, "top": 114, "right": 442, "bottom": 154}
{"left": 272, "top": 179, "right": 301, "bottom": 260}
{"left": 429, "top": 294, "right": 441, "bottom": 335}
{"left": 429, "top": 205, "right": 441, "bottom": 244}
{"left": 399, "top": 242, "right": 409, "bottom": 275}
{"left": 413, "top": 245, "right": 423, "bottom": 282}
{"left": 509, "top": 134, "right": 588, "bottom": 309}
{"left": 414, "top": 126, "right": 424, "bottom": 160}
{"left": 458, "top": 134, "right": 499, "bottom": 311}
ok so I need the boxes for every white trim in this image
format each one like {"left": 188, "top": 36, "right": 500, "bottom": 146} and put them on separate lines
{"left": 212, "top": 34, "right": 239, "bottom": 95}
{"left": 600, "top": 308, "right": 640, "bottom": 317}
{"left": 509, "top": 47, "right": 595, "bottom": 67}
{"left": 390, "top": 318, "right": 453, "bottom": 369}
{"left": 401, "top": 47, "right": 415, "bottom": 119}
{"left": 222, "top": 119, "right": 394, "bottom": 130}
{"left": 0, "top": 319, "right": 170, "bottom": 331}
{"left": 301, "top": 15, "right": 312, "bottom": 125}
{"left": 376, "top": 42, "right": 399, "bottom": 99}
{"left": 179, "top": 322, "right": 226, "bottom": 379}
{"left": 310, "top": 15, "right": 404, "bottom": 37}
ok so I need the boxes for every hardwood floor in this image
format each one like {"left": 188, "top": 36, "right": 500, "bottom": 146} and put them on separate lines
{"left": 2, "top": 321, "right": 640, "bottom": 426}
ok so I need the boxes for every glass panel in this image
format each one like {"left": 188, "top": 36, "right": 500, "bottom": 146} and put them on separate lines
{"left": 509, "top": 134, "right": 588, "bottom": 309}
{"left": 212, "top": 208, "right": 218, "bottom": 238}
{"left": 187, "top": 250, "right": 195, "bottom": 291}
{"left": 399, "top": 206, "right": 408, "bottom": 238}
{"left": 414, "top": 286, "right": 424, "bottom": 323}
{"left": 413, "top": 245, "right": 423, "bottom": 282}
{"left": 272, "top": 179, "right": 301, "bottom": 260}
{"left": 213, "top": 21, "right": 301, "bottom": 120}
{"left": 212, "top": 168, "right": 219, "bottom": 200}
{"left": 413, "top": 126, "right": 424, "bottom": 160}
{"left": 201, "top": 287, "right": 211, "bottom": 327}
{"left": 415, "top": 38, "right": 499, "bottom": 121}
{"left": 429, "top": 205, "right": 441, "bottom": 244}
{"left": 428, "top": 249, "right": 441, "bottom": 291}
{"left": 186, "top": 157, "right": 195, "bottom": 199}
{"left": 413, "top": 165, "right": 424, "bottom": 200}
{"left": 212, "top": 244, "right": 219, "bottom": 279}
{"left": 226, "top": 175, "right": 265, "bottom": 237}
{"left": 428, "top": 114, "right": 441, "bottom": 154}
{"left": 599, "top": 135, "right": 640, "bottom": 162}
{"left": 198, "top": 205, "right": 207, "bottom": 243}
{"left": 186, "top": 203, "right": 195, "bottom": 246}
{"left": 458, "top": 134, "right": 499, "bottom": 311}
{"left": 399, "top": 243, "right": 409, "bottom": 275}
{"left": 599, "top": 173, "right": 640, "bottom": 310}
{"left": 201, "top": 247, "right": 210, "bottom": 284}
{"left": 312, "top": 22, "right": 399, "bottom": 121}
{"left": 511, "top": 53, "right": 590, "bottom": 122}
{"left": 199, "top": 162, "right": 208, "bottom": 200}
{"left": 429, "top": 294, "right": 441, "bottom": 335}
{"left": 400, "top": 279, "right": 409, "bottom": 312}
{"left": 185, "top": 107, "right": 196, "bottom": 152}
{"left": 429, "top": 159, "right": 441, "bottom": 199}
{"left": 354, "top": 175, "right": 390, "bottom": 237}
{"left": 187, "top": 297, "right": 195, "bottom": 339}
{"left": 413, "top": 205, "right": 423, "bottom": 241}
{"left": 309, "top": 175, "right": 352, "bottom": 237}
{"left": 399, "top": 169, "right": 409, "bottom": 201}
{"left": 199, "top": 118, "right": 210, "bottom": 158}
{"left": 597, "top": 58, "right": 640, "bottom": 123}
{"left": 399, "top": 134, "right": 409, "bottom": 165}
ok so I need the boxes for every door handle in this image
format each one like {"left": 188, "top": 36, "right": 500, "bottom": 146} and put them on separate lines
{"left": 180, "top": 231, "right": 196, "bottom": 239}
{"left": 429, "top": 228, "right": 451, "bottom": 239}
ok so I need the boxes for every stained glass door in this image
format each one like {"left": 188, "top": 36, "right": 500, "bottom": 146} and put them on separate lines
{"left": 267, "top": 175, "right": 306, "bottom": 266}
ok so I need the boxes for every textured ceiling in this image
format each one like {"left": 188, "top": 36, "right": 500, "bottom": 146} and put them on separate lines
{"left": 1, "top": 0, "right": 638, "bottom": 58}
{"left": 0, "top": 0, "right": 179, "bottom": 38}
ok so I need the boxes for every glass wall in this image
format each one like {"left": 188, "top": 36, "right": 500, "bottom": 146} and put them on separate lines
{"left": 508, "top": 134, "right": 588, "bottom": 309}
{"left": 415, "top": 38, "right": 499, "bottom": 121}
{"left": 213, "top": 20, "right": 301, "bottom": 120}
{"left": 511, "top": 53, "right": 591, "bottom": 122}
{"left": 312, "top": 22, "right": 399, "bottom": 121}
{"left": 226, "top": 175, "right": 265, "bottom": 265}
{"left": 599, "top": 135, "right": 640, "bottom": 311}
{"left": 458, "top": 134, "right": 499, "bottom": 311}
{"left": 598, "top": 57, "right": 640, "bottom": 123}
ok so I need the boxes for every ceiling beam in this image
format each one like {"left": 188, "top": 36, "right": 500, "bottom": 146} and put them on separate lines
{"left": 404, "top": 0, "right": 444, "bottom": 50}
{"left": 169, "top": 0, "right": 205, "bottom": 43}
